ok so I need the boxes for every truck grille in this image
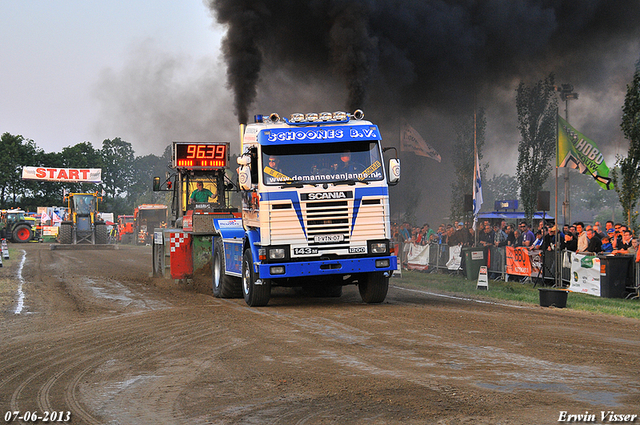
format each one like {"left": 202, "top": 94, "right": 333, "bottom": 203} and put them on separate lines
{"left": 306, "top": 200, "right": 349, "bottom": 245}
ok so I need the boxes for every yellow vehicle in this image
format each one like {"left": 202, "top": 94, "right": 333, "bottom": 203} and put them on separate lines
{"left": 58, "top": 193, "right": 107, "bottom": 244}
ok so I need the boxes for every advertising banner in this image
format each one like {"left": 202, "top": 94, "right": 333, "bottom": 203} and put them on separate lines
{"left": 506, "top": 246, "right": 543, "bottom": 277}
{"left": 446, "top": 245, "right": 462, "bottom": 270}
{"left": 569, "top": 253, "right": 601, "bottom": 296}
{"left": 407, "top": 243, "right": 429, "bottom": 271}
{"left": 22, "top": 167, "right": 102, "bottom": 183}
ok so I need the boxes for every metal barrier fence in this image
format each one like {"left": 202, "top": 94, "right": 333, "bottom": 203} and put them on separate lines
{"left": 404, "top": 242, "right": 640, "bottom": 296}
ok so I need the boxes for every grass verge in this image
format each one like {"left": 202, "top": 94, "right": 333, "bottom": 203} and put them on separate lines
{"left": 392, "top": 270, "right": 640, "bottom": 320}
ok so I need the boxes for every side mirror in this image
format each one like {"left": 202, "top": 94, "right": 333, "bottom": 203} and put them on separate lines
{"left": 388, "top": 158, "right": 400, "bottom": 185}
{"left": 238, "top": 165, "right": 252, "bottom": 190}
{"left": 237, "top": 155, "right": 251, "bottom": 166}
{"left": 153, "top": 176, "right": 160, "bottom": 191}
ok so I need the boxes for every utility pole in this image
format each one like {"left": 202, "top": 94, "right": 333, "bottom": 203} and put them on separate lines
{"left": 554, "top": 84, "right": 579, "bottom": 226}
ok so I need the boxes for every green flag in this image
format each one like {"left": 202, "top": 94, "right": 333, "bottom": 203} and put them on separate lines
{"left": 557, "top": 115, "right": 613, "bottom": 190}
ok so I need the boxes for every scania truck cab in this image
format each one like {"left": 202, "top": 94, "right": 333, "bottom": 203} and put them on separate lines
{"left": 214, "top": 110, "right": 400, "bottom": 306}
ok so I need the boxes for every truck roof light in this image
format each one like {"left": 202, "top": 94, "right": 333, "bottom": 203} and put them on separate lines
{"left": 333, "top": 111, "right": 347, "bottom": 121}
{"left": 319, "top": 112, "right": 332, "bottom": 121}
{"left": 305, "top": 113, "right": 318, "bottom": 122}
{"left": 290, "top": 113, "right": 304, "bottom": 123}
{"left": 269, "top": 113, "right": 280, "bottom": 123}
{"left": 351, "top": 109, "right": 364, "bottom": 120}
{"left": 254, "top": 114, "right": 264, "bottom": 123}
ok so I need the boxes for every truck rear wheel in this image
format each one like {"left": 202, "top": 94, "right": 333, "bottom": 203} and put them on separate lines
{"left": 358, "top": 272, "right": 389, "bottom": 304}
{"left": 12, "top": 225, "right": 32, "bottom": 243}
{"left": 242, "top": 248, "right": 271, "bottom": 307}
{"left": 59, "top": 223, "right": 72, "bottom": 244}
{"left": 95, "top": 224, "right": 107, "bottom": 244}
{"left": 212, "top": 238, "right": 242, "bottom": 298}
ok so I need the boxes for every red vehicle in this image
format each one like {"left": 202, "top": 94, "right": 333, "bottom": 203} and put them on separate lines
{"left": 117, "top": 215, "right": 135, "bottom": 244}
{"left": 134, "top": 205, "right": 168, "bottom": 245}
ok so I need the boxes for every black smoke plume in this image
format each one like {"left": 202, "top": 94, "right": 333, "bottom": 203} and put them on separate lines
{"left": 209, "top": 0, "right": 640, "bottom": 124}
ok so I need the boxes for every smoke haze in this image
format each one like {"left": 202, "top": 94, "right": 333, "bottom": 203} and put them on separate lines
{"left": 93, "top": 1, "right": 640, "bottom": 225}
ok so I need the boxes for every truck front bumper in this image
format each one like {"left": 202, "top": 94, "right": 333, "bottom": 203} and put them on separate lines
{"left": 258, "top": 256, "right": 397, "bottom": 279}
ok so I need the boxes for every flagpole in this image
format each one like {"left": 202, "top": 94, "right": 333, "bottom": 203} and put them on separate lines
{"left": 473, "top": 106, "right": 478, "bottom": 247}
{"left": 555, "top": 108, "right": 560, "bottom": 288}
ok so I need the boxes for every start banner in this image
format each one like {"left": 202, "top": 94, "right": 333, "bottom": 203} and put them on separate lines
{"left": 22, "top": 167, "right": 102, "bottom": 183}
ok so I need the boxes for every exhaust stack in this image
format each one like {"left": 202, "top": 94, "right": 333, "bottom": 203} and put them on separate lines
{"left": 239, "top": 123, "right": 246, "bottom": 153}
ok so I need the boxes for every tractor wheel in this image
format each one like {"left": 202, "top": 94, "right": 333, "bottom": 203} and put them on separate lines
{"left": 212, "top": 238, "right": 242, "bottom": 298}
{"left": 12, "top": 225, "right": 32, "bottom": 243}
{"left": 358, "top": 272, "right": 389, "bottom": 304}
{"left": 242, "top": 248, "right": 271, "bottom": 307}
{"left": 95, "top": 224, "right": 107, "bottom": 244}
{"left": 59, "top": 224, "right": 73, "bottom": 244}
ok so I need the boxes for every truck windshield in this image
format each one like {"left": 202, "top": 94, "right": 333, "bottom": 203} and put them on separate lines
{"left": 262, "top": 142, "right": 384, "bottom": 186}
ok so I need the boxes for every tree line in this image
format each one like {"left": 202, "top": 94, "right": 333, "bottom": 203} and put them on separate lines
{"left": 447, "top": 59, "right": 640, "bottom": 230}
{"left": 0, "top": 134, "right": 172, "bottom": 217}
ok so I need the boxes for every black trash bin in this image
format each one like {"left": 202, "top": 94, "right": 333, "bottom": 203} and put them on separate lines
{"left": 462, "top": 247, "right": 487, "bottom": 281}
{"left": 538, "top": 288, "right": 568, "bottom": 308}
{"left": 598, "top": 255, "right": 633, "bottom": 298}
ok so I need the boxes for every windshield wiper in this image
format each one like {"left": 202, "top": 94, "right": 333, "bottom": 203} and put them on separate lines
{"left": 332, "top": 179, "right": 369, "bottom": 186}
{"left": 279, "top": 180, "right": 317, "bottom": 188}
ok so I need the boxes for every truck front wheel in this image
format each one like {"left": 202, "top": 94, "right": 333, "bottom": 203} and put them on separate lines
{"left": 212, "top": 238, "right": 242, "bottom": 298}
{"left": 12, "top": 225, "right": 32, "bottom": 243}
{"left": 358, "top": 272, "right": 389, "bottom": 304}
{"left": 242, "top": 249, "right": 271, "bottom": 307}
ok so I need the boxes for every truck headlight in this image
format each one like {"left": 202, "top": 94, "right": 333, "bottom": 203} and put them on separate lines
{"left": 267, "top": 246, "right": 289, "bottom": 260}
{"left": 369, "top": 241, "right": 388, "bottom": 254}
{"left": 269, "top": 248, "right": 285, "bottom": 260}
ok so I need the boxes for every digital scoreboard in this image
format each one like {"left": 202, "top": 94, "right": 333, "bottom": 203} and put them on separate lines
{"left": 172, "top": 142, "right": 229, "bottom": 169}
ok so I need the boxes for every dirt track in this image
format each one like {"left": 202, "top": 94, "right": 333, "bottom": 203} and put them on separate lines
{"left": 1, "top": 242, "right": 639, "bottom": 424}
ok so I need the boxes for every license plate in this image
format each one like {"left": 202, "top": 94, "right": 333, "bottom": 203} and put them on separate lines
{"left": 294, "top": 247, "right": 318, "bottom": 255}
{"left": 313, "top": 234, "right": 344, "bottom": 243}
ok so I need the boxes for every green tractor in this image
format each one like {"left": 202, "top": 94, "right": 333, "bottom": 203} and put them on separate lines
{"left": 58, "top": 193, "right": 108, "bottom": 244}
{"left": 0, "top": 209, "right": 37, "bottom": 243}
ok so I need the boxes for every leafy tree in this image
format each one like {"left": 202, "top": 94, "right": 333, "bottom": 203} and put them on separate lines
{"left": 128, "top": 147, "right": 173, "bottom": 208}
{"left": 100, "top": 138, "right": 136, "bottom": 199}
{"left": 450, "top": 108, "right": 486, "bottom": 223}
{"left": 0, "top": 133, "right": 41, "bottom": 208}
{"left": 515, "top": 73, "right": 558, "bottom": 224}
{"left": 613, "top": 56, "right": 640, "bottom": 232}
{"left": 482, "top": 173, "right": 519, "bottom": 211}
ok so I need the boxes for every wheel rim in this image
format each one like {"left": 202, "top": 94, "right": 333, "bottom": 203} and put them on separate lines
{"left": 243, "top": 259, "right": 250, "bottom": 295}
{"left": 214, "top": 253, "right": 221, "bottom": 290}
{"left": 16, "top": 227, "right": 30, "bottom": 241}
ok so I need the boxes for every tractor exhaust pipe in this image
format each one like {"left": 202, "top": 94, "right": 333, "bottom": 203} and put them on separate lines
{"left": 239, "top": 123, "right": 246, "bottom": 153}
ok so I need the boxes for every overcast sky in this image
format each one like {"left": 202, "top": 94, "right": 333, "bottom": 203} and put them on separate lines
{"left": 1, "top": 0, "right": 639, "bottom": 186}
{"left": 0, "top": 0, "right": 230, "bottom": 156}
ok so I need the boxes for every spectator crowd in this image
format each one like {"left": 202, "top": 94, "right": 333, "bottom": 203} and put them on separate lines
{"left": 392, "top": 219, "right": 640, "bottom": 270}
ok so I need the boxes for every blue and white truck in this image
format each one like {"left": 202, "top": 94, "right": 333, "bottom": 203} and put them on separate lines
{"left": 213, "top": 110, "right": 400, "bottom": 306}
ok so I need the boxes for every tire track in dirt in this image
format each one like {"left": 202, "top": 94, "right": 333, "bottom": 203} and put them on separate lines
{"left": 5, "top": 311, "right": 197, "bottom": 418}
{"left": 5, "top": 305, "right": 241, "bottom": 425}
